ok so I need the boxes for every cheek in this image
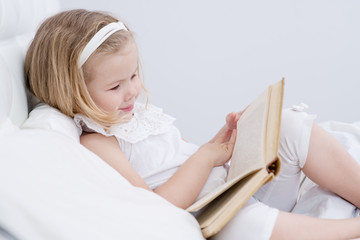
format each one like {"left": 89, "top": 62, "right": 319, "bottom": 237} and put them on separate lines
{"left": 134, "top": 79, "right": 143, "bottom": 95}
{"left": 91, "top": 91, "right": 120, "bottom": 112}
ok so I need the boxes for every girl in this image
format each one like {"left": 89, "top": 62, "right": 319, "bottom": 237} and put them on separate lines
{"left": 25, "top": 9, "right": 360, "bottom": 239}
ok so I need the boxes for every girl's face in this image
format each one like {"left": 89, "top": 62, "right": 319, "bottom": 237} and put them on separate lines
{"left": 84, "top": 42, "right": 141, "bottom": 121}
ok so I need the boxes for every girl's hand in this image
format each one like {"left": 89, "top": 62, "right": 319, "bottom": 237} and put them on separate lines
{"left": 202, "top": 110, "right": 244, "bottom": 167}
{"left": 209, "top": 110, "right": 244, "bottom": 144}
{"left": 200, "top": 129, "right": 237, "bottom": 167}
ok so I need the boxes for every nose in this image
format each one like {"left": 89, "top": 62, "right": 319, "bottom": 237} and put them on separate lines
{"left": 124, "top": 79, "right": 138, "bottom": 101}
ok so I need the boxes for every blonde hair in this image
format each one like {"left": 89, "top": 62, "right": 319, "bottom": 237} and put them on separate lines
{"left": 25, "top": 9, "right": 146, "bottom": 128}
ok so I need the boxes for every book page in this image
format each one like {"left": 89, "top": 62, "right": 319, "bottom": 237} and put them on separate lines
{"left": 196, "top": 168, "right": 271, "bottom": 238}
{"left": 186, "top": 79, "right": 284, "bottom": 213}
{"left": 187, "top": 89, "right": 268, "bottom": 213}
{"left": 264, "top": 81, "right": 284, "bottom": 165}
{"left": 187, "top": 168, "right": 260, "bottom": 212}
{"left": 226, "top": 89, "right": 268, "bottom": 181}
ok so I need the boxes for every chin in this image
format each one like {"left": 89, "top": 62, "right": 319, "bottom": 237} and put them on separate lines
{"left": 119, "top": 111, "right": 134, "bottom": 122}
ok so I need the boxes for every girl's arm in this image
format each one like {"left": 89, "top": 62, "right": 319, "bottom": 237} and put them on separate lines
{"left": 80, "top": 112, "right": 241, "bottom": 209}
{"left": 80, "top": 133, "right": 152, "bottom": 191}
{"left": 155, "top": 111, "right": 242, "bottom": 208}
{"left": 154, "top": 129, "right": 237, "bottom": 209}
{"left": 80, "top": 129, "right": 236, "bottom": 209}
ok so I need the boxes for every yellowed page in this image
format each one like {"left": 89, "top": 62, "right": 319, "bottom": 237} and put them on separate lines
{"left": 264, "top": 79, "right": 284, "bottom": 165}
{"left": 186, "top": 168, "right": 260, "bottom": 212}
{"left": 226, "top": 89, "right": 268, "bottom": 181}
{"left": 186, "top": 79, "right": 284, "bottom": 213}
{"left": 187, "top": 89, "right": 268, "bottom": 212}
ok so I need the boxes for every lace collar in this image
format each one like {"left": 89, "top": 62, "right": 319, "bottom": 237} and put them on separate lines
{"left": 74, "top": 103, "right": 175, "bottom": 144}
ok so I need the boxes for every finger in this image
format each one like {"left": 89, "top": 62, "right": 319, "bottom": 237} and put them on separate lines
{"left": 226, "top": 112, "right": 235, "bottom": 124}
{"left": 229, "top": 129, "right": 237, "bottom": 146}
{"left": 214, "top": 129, "right": 232, "bottom": 143}
{"left": 226, "top": 112, "right": 237, "bottom": 130}
{"left": 225, "top": 130, "right": 237, "bottom": 157}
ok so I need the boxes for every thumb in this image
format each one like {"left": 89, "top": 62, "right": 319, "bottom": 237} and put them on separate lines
{"left": 226, "top": 112, "right": 237, "bottom": 130}
{"left": 228, "top": 129, "right": 237, "bottom": 147}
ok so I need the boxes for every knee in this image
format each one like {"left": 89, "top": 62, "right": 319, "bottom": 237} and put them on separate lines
{"left": 280, "top": 109, "right": 309, "bottom": 141}
{"left": 279, "top": 108, "right": 316, "bottom": 167}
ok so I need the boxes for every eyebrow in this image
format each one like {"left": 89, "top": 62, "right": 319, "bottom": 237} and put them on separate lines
{"left": 106, "top": 65, "right": 138, "bottom": 87}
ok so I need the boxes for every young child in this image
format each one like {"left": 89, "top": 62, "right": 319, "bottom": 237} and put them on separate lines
{"left": 25, "top": 9, "right": 360, "bottom": 239}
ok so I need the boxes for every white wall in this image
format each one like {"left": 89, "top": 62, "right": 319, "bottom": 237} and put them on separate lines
{"left": 60, "top": 0, "right": 360, "bottom": 145}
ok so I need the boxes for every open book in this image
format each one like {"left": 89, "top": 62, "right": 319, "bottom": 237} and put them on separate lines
{"left": 186, "top": 79, "right": 284, "bottom": 238}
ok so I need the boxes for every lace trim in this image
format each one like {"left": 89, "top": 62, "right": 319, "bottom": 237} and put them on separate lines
{"left": 74, "top": 103, "right": 175, "bottom": 143}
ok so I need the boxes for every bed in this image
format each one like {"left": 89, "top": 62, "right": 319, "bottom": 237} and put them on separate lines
{"left": 0, "top": 0, "right": 204, "bottom": 239}
{"left": 0, "top": 0, "right": 359, "bottom": 239}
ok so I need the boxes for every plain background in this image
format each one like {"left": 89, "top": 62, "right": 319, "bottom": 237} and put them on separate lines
{"left": 60, "top": 0, "right": 360, "bottom": 145}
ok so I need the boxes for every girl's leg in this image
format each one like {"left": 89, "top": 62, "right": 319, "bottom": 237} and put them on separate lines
{"left": 212, "top": 198, "right": 360, "bottom": 240}
{"left": 271, "top": 212, "right": 360, "bottom": 240}
{"left": 302, "top": 123, "right": 360, "bottom": 208}
{"left": 253, "top": 109, "right": 316, "bottom": 211}
{"left": 214, "top": 109, "right": 360, "bottom": 240}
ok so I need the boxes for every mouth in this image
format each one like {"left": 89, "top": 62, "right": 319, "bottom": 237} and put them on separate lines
{"left": 119, "top": 104, "right": 134, "bottom": 112}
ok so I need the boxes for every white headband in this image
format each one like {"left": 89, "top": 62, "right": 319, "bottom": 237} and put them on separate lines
{"left": 79, "top": 21, "right": 128, "bottom": 67}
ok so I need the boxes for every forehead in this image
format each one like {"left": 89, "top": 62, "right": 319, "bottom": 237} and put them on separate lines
{"left": 83, "top": 42, "right": 138, "bottom": 83}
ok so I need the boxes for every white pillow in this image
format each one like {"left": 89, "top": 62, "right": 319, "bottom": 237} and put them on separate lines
{"left": 22, "top": 103, "right": 80, "bottom": 141}
{"left": 0, "top": 129, "right": 204, "bottom": 240}
{"left": 0, "top": 118, "right": 19, "bottom": 137}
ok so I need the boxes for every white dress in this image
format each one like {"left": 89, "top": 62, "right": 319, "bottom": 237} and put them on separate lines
{"left": 75, "top": 102, "right": 317, "bottom": 239}
{"left": 74, "top": 102, "right": 227, "bottom": 197}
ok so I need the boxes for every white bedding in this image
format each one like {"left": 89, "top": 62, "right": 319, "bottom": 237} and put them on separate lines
{"left": 23, "top": 105, "right": 360, "bottom": 221}
{"left": 293, "top": 121, "right": 360, "bottom": 218}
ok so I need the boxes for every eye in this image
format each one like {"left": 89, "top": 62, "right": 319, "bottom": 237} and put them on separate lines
{"left": 109, "top": 84, "right": 120, "bottom": 91}
{"left": 131, "top": 73, "right": 137, "bottom": 80}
